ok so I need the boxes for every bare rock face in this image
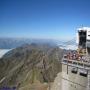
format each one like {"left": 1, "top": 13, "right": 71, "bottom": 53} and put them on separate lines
{"left": 0, "top": 43, "right": 63, "bottom": 89}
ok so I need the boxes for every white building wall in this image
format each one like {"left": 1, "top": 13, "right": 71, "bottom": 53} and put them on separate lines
{"left": 87, "top": 29, "right": 90, "bottom": 40}
{"left": 77, "top": 27, "right": 90, "bottom": 41}
{"left": 76, "top": 32, "right": 79, "bottom": 44}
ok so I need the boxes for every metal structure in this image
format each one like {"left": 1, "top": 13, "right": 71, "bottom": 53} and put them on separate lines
{"left": 62, "top": 27, "right": 90, "bottom": 90}
{"left": 76, "top": 27, "right": 90, "bottom": 55}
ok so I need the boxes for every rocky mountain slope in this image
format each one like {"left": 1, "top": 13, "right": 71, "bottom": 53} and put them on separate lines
{"left": 0, "top": 43, "right": 63, "bottom": 90}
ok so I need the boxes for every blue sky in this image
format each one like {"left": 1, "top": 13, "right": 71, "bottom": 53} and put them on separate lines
{"left": 0, "top": 0, "right": 90, "bottom": 40}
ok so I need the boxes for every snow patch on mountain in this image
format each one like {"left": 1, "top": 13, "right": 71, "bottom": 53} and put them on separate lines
{"left": 0, "top": 49, "right": 11, "bottom": 58}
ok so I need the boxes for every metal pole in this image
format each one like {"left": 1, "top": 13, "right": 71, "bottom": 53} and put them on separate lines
{"left": 67, "top": 61, "right": 68, "bottom": 74}
{"left": 67, "top": 53, "right": 69, "bottom": 74}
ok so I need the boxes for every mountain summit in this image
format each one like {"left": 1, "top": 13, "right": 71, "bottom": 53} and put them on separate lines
{"left": 0, "top": 43, "right": 63, "bottom": 90}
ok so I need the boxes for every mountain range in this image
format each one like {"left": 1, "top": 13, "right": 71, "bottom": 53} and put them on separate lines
{"left": 0, "top": 43, "right": 63, "bottom": 90}
{"left": 0, "top": 37, "right": 77, "bottom": 50}
{"left": 0, "top": 38, "right": 56, "bottom": 49}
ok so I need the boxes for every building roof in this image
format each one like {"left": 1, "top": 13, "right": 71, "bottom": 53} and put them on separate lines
{"left": 77, "top": 27, "right": 90, "bottom": 31}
